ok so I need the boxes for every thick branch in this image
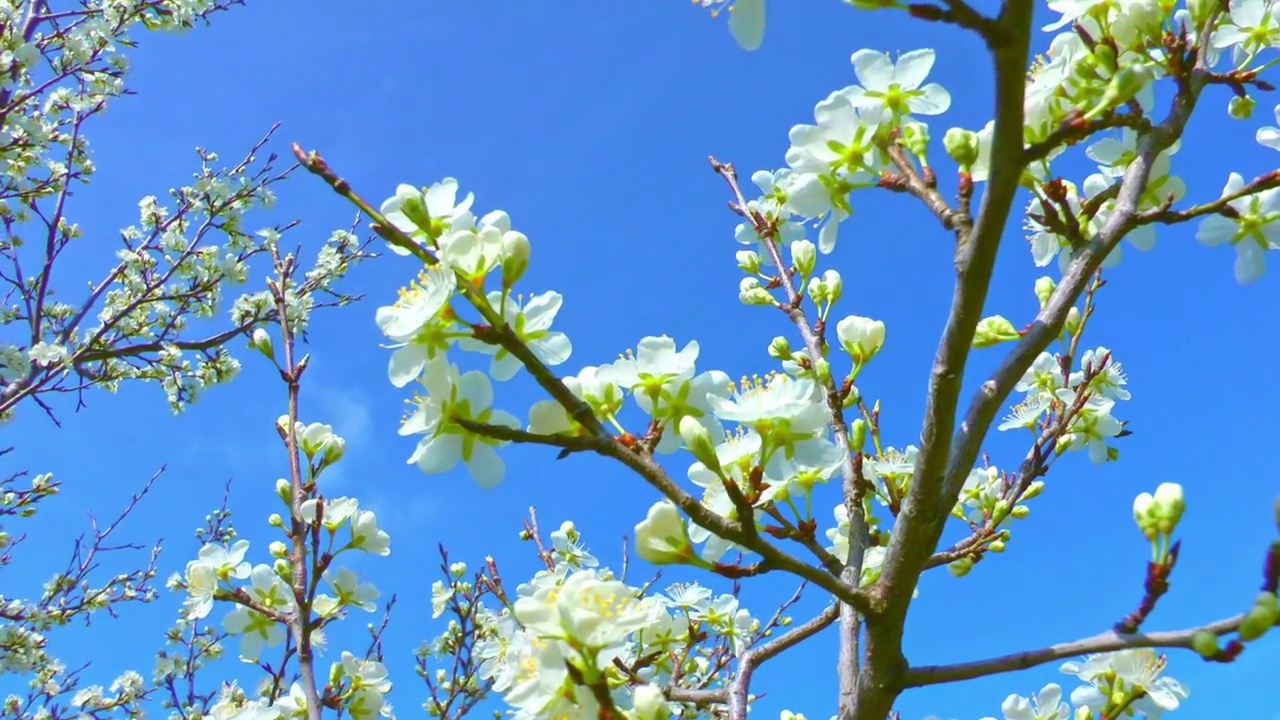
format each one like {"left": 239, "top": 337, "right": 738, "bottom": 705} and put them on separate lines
{"left": 851, "top": 2, "right": 1036, "bottom": 717}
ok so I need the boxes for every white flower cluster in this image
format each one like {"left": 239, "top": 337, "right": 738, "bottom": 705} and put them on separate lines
{"left": 167, "top": 422, "right": 394, "bottom": 720}
{"left": 441, "top": 524, "right": 757, "bottom": 720}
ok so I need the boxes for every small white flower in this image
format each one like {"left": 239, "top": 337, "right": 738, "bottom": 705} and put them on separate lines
{"left": 843, "top": 49, "right": 951, "bottom": 118}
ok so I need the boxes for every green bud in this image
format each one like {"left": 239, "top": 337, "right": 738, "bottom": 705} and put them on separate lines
{"left": 768, "top": 336, "right": 792, "bottom": 360}
{"left": 1083, "top": 63, "right": 1155, "bottom": 121}
{"left": 1229, "top": 96, "right": 1256, "bottom": 120}
{"left": 1010, "top": 504, "right": 1030, "bottom": 519}
{"left": 1239, "top": 603, "right": 1277, "bottom": 641}
{"left": 736, "top": 250, "right": 761, "bottom": 274}
{"left": 1153, "top": 482, "right": 1185, "bottom": 534}
{"left": 1092, "top": 42, "right": 1117, "bottom": 72}
{"left": 1022, "top": 480, "right": 1045, "bottom": 501}
{"left": 943, "top": 127, "right": 979, "bottom": 168}
{"left": 948, "top": 556, "right": 973, "bottom": 577}
{"left": 900, "top": 121, "right": 930, "bottom": 159}
{"left": 1064, "top": 306, "right": 1082, "bottom": 337}
{"left": 993, "top": 499, "right": 1011, "bottom": 521}
{"left": 250, "top": 328, "right": 274, "bottom": 361}
{"left": 739, "top": 277, "right": 774, "bottom": 306}
{"left": 822, "top": 269, "right": 843, "bottom": 303}
{"left": 1133, "top": 492, "right": 1158, "bottom": 540}
{"left": 1034, "top": 276, "right": 1056, "bottom": 309}
{"left": 1074, "top": 706, "right": 1092, "bottom": 720}
{"left": 500, "top": 230, "right": 531, "bottom": 285}
{"left": 268, "top": 541, "right": 288, "bottom": 559}
{"left": 275, "top": 478, "right": 291, "bottom": 505}
{"left": 790, "top": 239, "right": 817, "bottom": 277}
{"left": 988, "top": 540, "right": 1006, "bottom": 552}
{"left": 813, "top": 358, "right": 832, "bottom": 385}
{"left": 1190, "top": 629, "right": 1220, "bottom": 658}
{"left": 679, "top": 416, "right": 721, "bottom": 474}
{"left": 1254, "top": 591, "right": 1279, "bottom": 615}
{"left": 267, "top": 512, "right": 284, "bottom": 528}
{"left": 849, "top": 419, "right": 867, "bottom": 452}
{"left": 272, "top": 558, "right": 291, "bottom": 578}
{"left": 972, "top": 315, "right": 1021, "bottom": 348}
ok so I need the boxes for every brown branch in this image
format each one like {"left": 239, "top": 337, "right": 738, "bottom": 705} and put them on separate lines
{"left": 904, "top": 614, "right": 1248, "bottom": 687}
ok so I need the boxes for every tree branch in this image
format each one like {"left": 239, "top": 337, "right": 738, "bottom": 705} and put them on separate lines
{"left": 904, "top": 614, "right": 1249, "bottom": 687}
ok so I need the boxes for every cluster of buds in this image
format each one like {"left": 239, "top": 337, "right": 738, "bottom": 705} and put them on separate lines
{"left": 1132, "top": 482, "right": 1185, "bottom": 545}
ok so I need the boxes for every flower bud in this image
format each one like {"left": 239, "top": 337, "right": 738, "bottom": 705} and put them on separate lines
{"left": 634, "top": 501, "right": 699, "bottom": 567}
{"left": 679, "top": 416, "right": 721, "bottom": 474}
{"left": 501, "top": 230, "right": 530, "bottom": 285}
{"left": 268, "top": 512, "right": 284, "bottom": 528}
{"left": 268, "top": 541, "right": 288, "bottom": 559}
{"left": 790, "top": 240, "right": 816, "bottom": 276}
{"left": 632, "top": 684, "right": 671, "bottom": 720}
{"left": 849, "top": 419, "right": 867, "bottom": 452}
{"left": 972, "top": 315, "right": 1020, "bottom": 348}
{"left": 813, "top": 357, "right": 832, "bottom": 385}
{"left": 948, "top": 556, "right": 973, "bottom": 577}
{"left": 1229, "top": 95, "right": 1256, "bottom": 120}
{"left": 739, "top": 277, "right": 773, "bottom": 305}
{"left": 1010, "top": 504, "right": 1030, "bottom": 519}
{"left": 1022, "top": 480, "right": 1045, "bottom": 501}
{"left": 272, "top": 558, "right": 291, "bottom": 578}
{"left": 900, "top": 121, "right": 930, "bottom": 158}
{"left": 943, "top": 127, "right": 979, "bottom": 168}
{"left": 768, "top": 336, "right": 792, "bottom": 360}
{"left": 1238, "top": 602, "right": 1276, "bottom": 641}
{"left": 1254, "top": 591, "right": 1279, "bottom": 615}
{"left": 1133, "top": 491, "right": 1158, "bottom": 540}
{"left": 1152, "top": 482, "right": 1185, "bottom": 534}
{"left": 1074, "top": 706, "right": 1092, "bottom": 720}
{"left": 1092, "top": 42, "right": 1117, "bottom": 72}
{"left": 1083, "top": 63, "right": 1154, "bottom": 121}
{"left": 993, "top": 499, "right": 1011, "bottom": 521}
{"left": 450, "top": 561, "right": 468, "bottom": 578}
{"left": 736, "top": 250, "right": 761, "bottom": 274}
{"left": 1034, "top": 276, "right": 1056, "bottom": 309}
{"left": 988, "top": 540, "right": 1006, "bottom": 552}
{"left": 1191, "top": 629, "right": 1220, "bottom": 658}
{"left": 1064, "top": 306, "right": 1082, "bottom": 337}
{"left": 250, "top": 328, "right": 274, "bottom": 360}
{"left": 275, "top": 478, "right": 291, "bottom": 505}
{"left": 836, "top": 315, "right": 886, "bottom": 366}
{"left": 806, "top": 276, "right": 825, "bottom": 305}
{"left": 821, "top": 269, "right": 843, "bottom": 302}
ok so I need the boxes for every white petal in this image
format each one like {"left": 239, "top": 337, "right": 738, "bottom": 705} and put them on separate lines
{"left": 522, "top": 291, "right": 563, "bottom": 330}
{"left": 411, "top": 435, "right": 462, "bottom": 474}
{"left": 388, "top": 345, "right": 426, "bottom": 388}
{"left": 909, "top": 84, "right": 951, "bottom": 115}
{"left": 1234, "top": 241, "right": 1266, "bottom": 283}
{"left": 457, "top": 370, "right": 494, "bottom": 410}
{"left": 1195, "top": 215, "right": 1238, "bottom": 246}
{"left": 728, "top": 0, "right": 765, "bottom": 51}
{"left": 1257, "top": 126, "right": 1280, "bottom": 150}
{"left": 534, "top": 333, "right": 573, "bottom": 367}
{"left": 466, "top": 444, "right": 506, "bottom": 489}
{"left": 893, "top": 49, "right": 937, "bottom": 89}
{"left": 850, "top": 49, "right": 894, "bottom": 91}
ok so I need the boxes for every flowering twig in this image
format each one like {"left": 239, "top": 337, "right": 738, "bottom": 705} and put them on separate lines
{"left": 710, "top": 155, "right": 874, "bottom": 713}
{"left": 904, "top": 612, "right": 1252, "bottom": 687}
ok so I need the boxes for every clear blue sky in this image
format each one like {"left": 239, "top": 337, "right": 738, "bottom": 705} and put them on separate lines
{"left": 6, "top": 2, "right": 1280, "bottom": 719}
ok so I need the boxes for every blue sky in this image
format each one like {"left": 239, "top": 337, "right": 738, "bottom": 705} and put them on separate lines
{"left": 5, "top": 2, "right": 1280, "bottom": 719}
